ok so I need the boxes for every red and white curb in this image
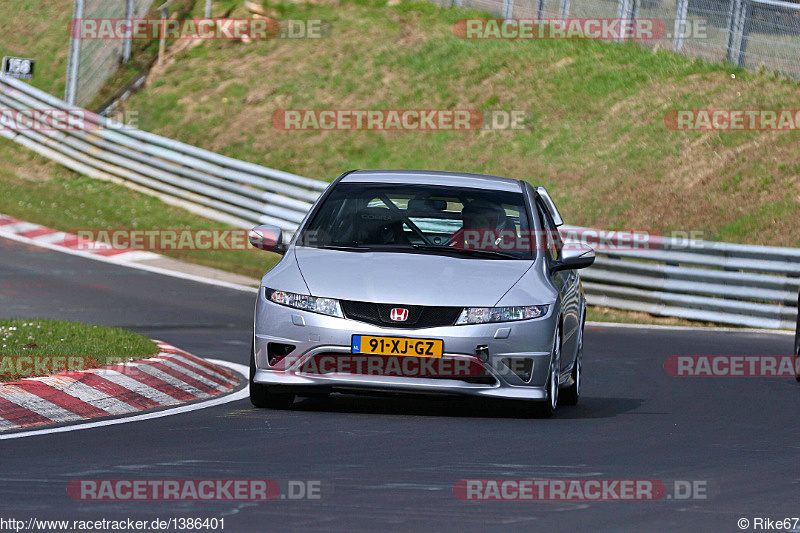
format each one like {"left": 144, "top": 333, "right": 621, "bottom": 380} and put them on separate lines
{"left": 0, "top": 213, "right": 159, "bottom": 263}
{"left": 0, "top": 341, "right": 241, "bottom": 432}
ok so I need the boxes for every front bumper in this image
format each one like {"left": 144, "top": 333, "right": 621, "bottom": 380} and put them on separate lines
{"left": 253, "top": 292, "right": 559, "bottom": 401}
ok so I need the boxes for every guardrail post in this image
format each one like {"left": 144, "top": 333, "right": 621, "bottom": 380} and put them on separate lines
{"left": 65, "top": 0, "right": 85, "bottom": 105}
{"left": 673, "top": 0, "right": 689, "bottom": 52}
{"left": 122, "top": 0, "right": 135, "bottom": 64}
{"left": 725, "top": 0, "right": 743, "bottom": 63}
{"left": 736, "top": 0, "right": 752, "bottom": 67}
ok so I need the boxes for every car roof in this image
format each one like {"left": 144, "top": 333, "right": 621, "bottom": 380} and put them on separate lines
{"left": 339, "top": 170, "right": 524, "bottom": 193}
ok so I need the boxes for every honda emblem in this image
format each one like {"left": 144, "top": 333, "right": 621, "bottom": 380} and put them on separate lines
{"left": 390, "top": 308, "right": 409, "bottom": 322}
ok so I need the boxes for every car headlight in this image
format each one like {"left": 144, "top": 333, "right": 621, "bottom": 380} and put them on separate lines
{"left": 265, "top": 288, "right": 344, "bottom": 318}
{"left": 455, "top": 305, "right": 550, "bottom": 325}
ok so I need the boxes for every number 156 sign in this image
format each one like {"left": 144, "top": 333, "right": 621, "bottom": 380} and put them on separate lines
{"left": 2, "top": 57, "right": 35, "bottom": 80}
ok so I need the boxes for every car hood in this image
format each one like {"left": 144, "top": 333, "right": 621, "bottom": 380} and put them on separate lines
{"left": 294, "top": 247, "right": 534, "bottom": 307}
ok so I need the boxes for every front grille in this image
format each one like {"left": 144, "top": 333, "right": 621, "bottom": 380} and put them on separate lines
{"left": 340, "top": 300, "right": 462, "bottom": 329}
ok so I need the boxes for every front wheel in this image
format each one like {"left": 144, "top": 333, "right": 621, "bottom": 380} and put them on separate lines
{"left": 794, "top": 330, "right": 799, "bottom": 382}
{"left": 530, "top": 326, "right": 561, "bottom": 418}
{"left": 250, "top": 340, "right": 295, "bottom": 409}
{"left": 795, "top": 292, "right": 799, "bottom": 382}
{"left": 561, "top": 323, "right": 583, "bottom": 406}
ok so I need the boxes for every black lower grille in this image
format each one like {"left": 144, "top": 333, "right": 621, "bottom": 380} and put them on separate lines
{"left": 340, "top": 300, "right": 462, "bottom": 329}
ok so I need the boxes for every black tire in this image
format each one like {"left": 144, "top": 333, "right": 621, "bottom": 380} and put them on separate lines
{"left": 560, "top": 327, "right": 583, "bottom": 406}
{"left": 530, "top": 326, "right": 561, "bottom": 418}
{"left": 250, "top": 340, "right": 295, "bottom": 409}
{"left": 795, "top": 291, "right": 799, "bottom": 382}
{"left": 297, "top": 391, "right": 331, "bottom": 400}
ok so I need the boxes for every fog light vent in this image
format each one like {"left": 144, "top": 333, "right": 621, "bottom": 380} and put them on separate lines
{"left": 500, "top": 358, "right": 534, "bottom": 383}
{"left": 267, "top": 343, "right": 295, "bottom": 365}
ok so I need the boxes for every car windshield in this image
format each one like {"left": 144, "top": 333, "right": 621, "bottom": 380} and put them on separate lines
{"left": 298, "top": 182, "right": 535, "bottom": 260}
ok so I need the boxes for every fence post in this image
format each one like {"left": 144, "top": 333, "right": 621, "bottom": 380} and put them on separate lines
{"left": 736, "top": 0, "right": 752, "bottom": 67}
{"left": 503, "top": 0, "right": 515, "bottom": 18}
{"left": 64, "top": 0, "right": 85, "bottom": 105}
{"left": 616, "top": 0, "right": 630, "bottom": 43}
{"left": 559, "top": 0, "right": 570, "bottom": 19}
{"left": 205, "top": 0, "right": 212, "bottom": 18}
{"left": 630, "top": 0, "right": 639, "bottom": 22}
{"left": 673, "top": 0, "right": 689, "bottom": 52}
{"left": 158, "top": 4, "right": 168, "bottom": 66}
{"left": 725, "top": 0, "right": 743, "bottom": 63}
{"left": 122, "top": 0, "right": 135, "bottom": 64}
{"left": 537, "top": 0, "right": 546, "bottom": 18}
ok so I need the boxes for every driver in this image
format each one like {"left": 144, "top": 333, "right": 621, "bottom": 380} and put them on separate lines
{"left": 449, "top": 200, "right": 509, "bottom": 250}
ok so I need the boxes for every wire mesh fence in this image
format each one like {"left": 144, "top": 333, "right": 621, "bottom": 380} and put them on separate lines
{"left": 437, "top": 0, "right": 800, "bottom": 78}
{"left": 65, "top": 0, "right": 155, "bottom": 107}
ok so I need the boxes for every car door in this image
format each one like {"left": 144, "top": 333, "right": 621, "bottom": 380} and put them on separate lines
{"left": 535, "top": 197, "right": 580, "bottom": 372}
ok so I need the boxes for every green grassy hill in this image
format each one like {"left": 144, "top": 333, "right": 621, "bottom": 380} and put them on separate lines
{"left": 124, "top": 0, "right": 799, "bottom": 245}
{"left": 1, "top": 0, "right": 798, "bottom": 250}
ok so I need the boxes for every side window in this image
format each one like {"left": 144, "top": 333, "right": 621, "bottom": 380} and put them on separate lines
{"left": 536, "top": 198, "right": 562, "bottom": 261}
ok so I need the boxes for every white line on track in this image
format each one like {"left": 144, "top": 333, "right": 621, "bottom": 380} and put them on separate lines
{"left": 0, "top": 360, "right": 249, "bottom": 441}
{"left": 586, "top": 321, "right": 794, "bottom": 335}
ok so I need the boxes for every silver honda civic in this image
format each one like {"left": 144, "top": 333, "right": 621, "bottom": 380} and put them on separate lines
{"left": 249, "top": 170, "right": 594, "bottom": 416}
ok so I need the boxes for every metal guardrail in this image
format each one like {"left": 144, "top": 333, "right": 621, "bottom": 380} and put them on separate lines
{"left": 0, "top": 75, "right": 327, "bottom": 232}
{"left": 562, "top": 226, "right": 800, "bottom": 329}
{"left": 0, "top": 76, "right": 797, "bottom": 329}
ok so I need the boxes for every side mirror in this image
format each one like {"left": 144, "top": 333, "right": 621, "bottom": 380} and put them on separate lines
{"left": 249, "top": 225, "right": 286, "bottom": 254}
{"left": 551, "top": 244, "right": 594, "bottom": 273}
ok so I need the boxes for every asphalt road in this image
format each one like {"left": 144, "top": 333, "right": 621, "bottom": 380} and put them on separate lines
{"left": 0, "top": 238, "right": 797, "bottom": 532}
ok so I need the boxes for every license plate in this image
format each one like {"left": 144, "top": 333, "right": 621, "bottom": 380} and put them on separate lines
{"left": 352, "top": 335, "right": 444, "bottom": 358}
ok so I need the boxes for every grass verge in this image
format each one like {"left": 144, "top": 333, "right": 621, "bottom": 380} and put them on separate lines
{"left": 0, "top": 319, "right": 159, "bottom": 382}
{"left": 586, "top": 306, "right": 725, "bottom": 328}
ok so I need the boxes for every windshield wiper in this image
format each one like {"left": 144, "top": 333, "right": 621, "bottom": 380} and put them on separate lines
{"left": 313, "top": 244, "right": 366, "bottom": 252}
{"left": 410, "top": 244, "right": 520, "bottom": 260}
